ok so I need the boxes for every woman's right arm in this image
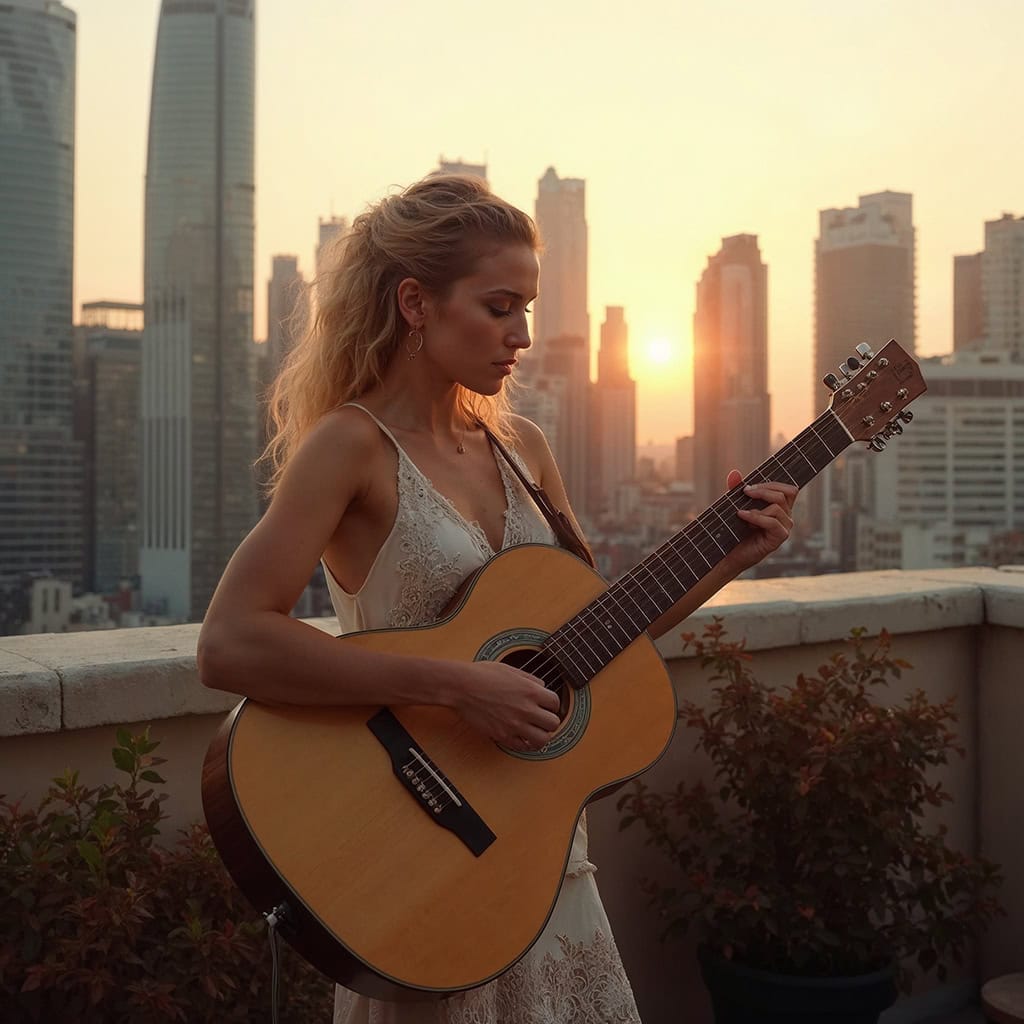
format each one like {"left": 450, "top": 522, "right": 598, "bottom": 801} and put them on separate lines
{"left": 196, "top": 413, "right": 560, "bottom": 748}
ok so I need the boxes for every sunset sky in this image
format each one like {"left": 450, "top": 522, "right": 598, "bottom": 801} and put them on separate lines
{"left": 74, "top": 0, "right": 1022, "bottom": 444}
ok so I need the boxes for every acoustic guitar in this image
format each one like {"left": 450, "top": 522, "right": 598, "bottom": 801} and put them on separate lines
{"left": 202, "top": 338, "right": 926, "bottom": 1000}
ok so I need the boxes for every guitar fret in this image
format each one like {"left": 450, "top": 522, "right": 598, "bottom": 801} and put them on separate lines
{"left": 612, "top": 584, "right": 655, "bottom": 628}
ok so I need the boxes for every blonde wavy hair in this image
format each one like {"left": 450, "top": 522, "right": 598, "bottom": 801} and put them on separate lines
{"left": 262, "top": 174, "right": 538, "bottom": 494}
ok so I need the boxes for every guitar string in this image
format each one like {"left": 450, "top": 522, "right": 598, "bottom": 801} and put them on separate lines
{"left": 547, "top": 421, "right": 838, "bottom": 682}
{"left": 504, "top": 414, "right": 845, "bottom": 702}
{"left": 546, "top": 414, "right": 842, "bottom": 676}
{"left": 536, "top": 432, "right": 823, "bottom": 679}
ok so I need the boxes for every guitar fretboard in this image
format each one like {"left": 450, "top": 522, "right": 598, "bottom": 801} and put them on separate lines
{"left": 543, "top": 409, "right": 852, "bottom": 686}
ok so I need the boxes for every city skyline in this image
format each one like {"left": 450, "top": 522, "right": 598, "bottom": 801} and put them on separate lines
{"left": 72, "top": 0, "right": 1022, "bottom": 444}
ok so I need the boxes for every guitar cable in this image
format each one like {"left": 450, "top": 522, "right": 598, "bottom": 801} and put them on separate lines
{"left": 264, "top": 902, "right": 291, "bottom": 1024}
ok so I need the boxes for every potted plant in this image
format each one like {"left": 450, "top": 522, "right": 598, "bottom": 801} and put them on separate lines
{"left": 618, "top": 621, "right": 1003, "bottom": 1024}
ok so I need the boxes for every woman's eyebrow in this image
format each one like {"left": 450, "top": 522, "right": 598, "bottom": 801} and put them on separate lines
{"left": 483, "top": 287, "right": 536, "bottom": 301}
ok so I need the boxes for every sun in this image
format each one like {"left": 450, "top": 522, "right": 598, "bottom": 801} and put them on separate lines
{"left": 645, "top": 337, "right": 674, "bottom": 366}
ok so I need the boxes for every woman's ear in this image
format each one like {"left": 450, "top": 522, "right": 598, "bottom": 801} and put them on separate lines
{"left": 396, "top": 277, "right": 428, "bottom": 329}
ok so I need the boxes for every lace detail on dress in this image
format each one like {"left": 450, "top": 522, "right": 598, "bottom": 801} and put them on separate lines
{"left": 495, "top": 448, "right": 542, "bottom": 548}
{"left": 444, "top": 930, "right": 641, "bottom": 1024}
{"left": 381, "top": 439, "right": 549, "bottom": 630}
{"left": 386, "top": 456, "right": 475, "bottom": 628}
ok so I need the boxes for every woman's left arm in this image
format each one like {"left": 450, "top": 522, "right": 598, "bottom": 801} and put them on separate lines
{"left": 516, "top": 417, "right": 797, "bottom": 642}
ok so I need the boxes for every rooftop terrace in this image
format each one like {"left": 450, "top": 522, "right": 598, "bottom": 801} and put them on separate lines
{"left": 2, "top": 567, "right": 1021, "bottom": 1023}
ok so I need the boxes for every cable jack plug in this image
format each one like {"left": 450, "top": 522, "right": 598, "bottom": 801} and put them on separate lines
{"left": 264, "top": 901, "right": 294, "bottom": 934}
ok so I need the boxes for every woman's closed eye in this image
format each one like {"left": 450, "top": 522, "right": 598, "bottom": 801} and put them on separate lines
{"left": 488, "top": 305, "right": 532, "bottom": 318}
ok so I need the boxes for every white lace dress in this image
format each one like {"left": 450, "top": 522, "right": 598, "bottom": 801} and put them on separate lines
{"left": 324, "top": 405, "right": 641, "bottom": 1024}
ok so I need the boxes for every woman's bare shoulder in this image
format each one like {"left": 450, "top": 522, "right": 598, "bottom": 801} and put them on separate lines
{"left": 275, "top": 404, "right": 386, "bottom": 505}
{"left": 294, "top": 403, "right": 385, "bottom": 464}
{"left": 506, "top": 414, "right": 553, "bottom": 476}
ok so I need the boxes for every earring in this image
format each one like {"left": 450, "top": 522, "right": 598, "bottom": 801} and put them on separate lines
{"left": 406, "top": 328, "right": 424, "bottom": 360}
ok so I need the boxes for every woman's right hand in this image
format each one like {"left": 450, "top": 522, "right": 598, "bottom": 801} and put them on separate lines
{"left": 446, "top": 660, "right": 562, "bottom": 752}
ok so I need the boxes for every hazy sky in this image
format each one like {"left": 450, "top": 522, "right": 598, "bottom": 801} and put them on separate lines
{"left": 74, "top": 0, "right": 1022, "bottom": 444}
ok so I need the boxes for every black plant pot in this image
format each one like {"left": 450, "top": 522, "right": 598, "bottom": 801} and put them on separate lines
{"left": 697, "top": 947, "right": 898, "bottom": 1024}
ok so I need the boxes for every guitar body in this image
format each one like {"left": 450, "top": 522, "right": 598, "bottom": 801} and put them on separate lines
{"left": 202, "top": 543, "right": 677, "bottom": 1000}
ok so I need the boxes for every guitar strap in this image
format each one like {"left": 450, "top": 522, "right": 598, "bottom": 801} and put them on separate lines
{"left": 479, "top": 424, "right": 597, "bottom": 569}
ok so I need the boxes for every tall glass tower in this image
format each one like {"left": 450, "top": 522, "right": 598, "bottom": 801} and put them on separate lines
{"left": 141, "top": 0, "right": 258, "bottom": 620}
{"left": 0, "top": 0, "right": 82, "bottom": 592}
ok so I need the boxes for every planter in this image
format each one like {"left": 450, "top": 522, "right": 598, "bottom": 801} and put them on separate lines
{"left": 697, "top": 947, "right": 898, "bottom": 1024}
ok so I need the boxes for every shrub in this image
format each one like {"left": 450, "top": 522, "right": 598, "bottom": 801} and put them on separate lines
{"left": 618, "top": 622, "right": 1003, "bottom": 990}
{"left": 0, "top": 729, "right": 334, "bottom": 1022}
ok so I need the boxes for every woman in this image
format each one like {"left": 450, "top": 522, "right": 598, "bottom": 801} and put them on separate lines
{"left": 198, "top": 174, "right": 797, "bottom": 1023}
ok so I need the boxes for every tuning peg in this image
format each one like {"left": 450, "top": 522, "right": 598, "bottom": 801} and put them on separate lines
{"left": 856, "top": 343, "right": 875, "bottom": 360}
{"left": 823, "top": 373, "right": 841, "bottom": 391}
{"left": 869, "top": 434, "right": 887, "bottom": 452}
{"left": 885, "top": 419, "right": 904, "bottom": 436}
{"left": 898, "top": 410, "right": 913, "bottom": 424}
{"left": 844, "top": 356, "right": 862, "bottom": 374}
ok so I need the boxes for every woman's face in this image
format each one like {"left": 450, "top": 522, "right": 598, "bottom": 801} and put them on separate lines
{"left": 424, "top": 242, "right": 539, "bottom": 395}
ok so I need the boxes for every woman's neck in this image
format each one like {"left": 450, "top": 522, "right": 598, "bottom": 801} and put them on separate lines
{"left": 361, "top": 362, "right": 467, "bottom": 437}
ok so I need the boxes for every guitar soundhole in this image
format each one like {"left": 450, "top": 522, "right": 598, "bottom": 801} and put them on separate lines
{"left": 499, "top": 647, "right": 572, "bottom": 723}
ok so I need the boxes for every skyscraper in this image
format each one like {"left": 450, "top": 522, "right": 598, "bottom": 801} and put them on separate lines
{"left": 692, "top": 235, "right": 770, "bottom": 510}
{"left": 266, "top": 255, "right": 304, "bottom": 386}
{"left": 140, "top": 0, "right": 258, "bottom": 620}
{"left": 815, "top": 191, "right": 916, "bottom": 393}
{"left": 0, "top": 0, "right": 82, "bottom": 593}
{"left": 537, "top": 334, "right": 590, "bottom": 511}
{"left": 316, "top": 214, "right": 349, "bottom": 278}
{"left": 73, "top": 302, "right": 143, "bottom": 594}
{"left": 533, "top": 167, "right": 589, "bottom": 357}
{"left": 591, "top": 307, "right": 636, "bottom": 515}
{"left": 812, "top": 191, "right": 916, "bottom": 547}
{"left": 523, "top": 168, "right": 590, "bottom": 513}
{"left": 982, "top": 213, "right": 1024, "bottom": 358}
{"left": 953, "top": 252, "right": 984, "bottom": 352}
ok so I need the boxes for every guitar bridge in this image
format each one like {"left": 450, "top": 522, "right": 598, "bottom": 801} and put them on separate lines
{"left": 367, "top": 709, "right": 496, "bottom": 857}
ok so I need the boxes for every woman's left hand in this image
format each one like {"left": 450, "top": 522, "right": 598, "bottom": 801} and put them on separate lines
{"left": 726, "top": 469, "right": 798, "bottom": 571}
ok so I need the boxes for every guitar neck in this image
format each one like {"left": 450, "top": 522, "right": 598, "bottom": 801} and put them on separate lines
{"left": 544, "top": 409, "right": 853, "bottom": 686}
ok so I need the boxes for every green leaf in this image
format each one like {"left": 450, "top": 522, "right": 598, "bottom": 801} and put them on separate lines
{"left": 140, "top": 771, "right": 166, "bottom": 784}
{"left": 76, "top": 840, "right": 102, "bottom": 870}
{"left": 137, "top": 736, "right": 160, "bottom": 755}
{"left": 112, "top": 747, "right": 135, "bottom": 774}
{"left": 116, "top": 727, "right": 133, "bottom": 750}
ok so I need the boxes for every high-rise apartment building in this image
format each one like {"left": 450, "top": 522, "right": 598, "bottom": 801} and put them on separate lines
{"left": 813, "top": 191, "right": 916, "bottom": 546}
{"left": 0, "top": 0, "right": 82, "bottom": 593}
{"left": 533, "top": 167, "right": 589, "bottom": 356}
{"left": 862, "top": 351, "right": 1024, "bottom": 568}
{"left": 693, "top": 235, "right": 770, "bottom": 510}
{"left": 73, "top": 302, "right": 143, "bottom": 594}
{"left": 953, "top": 213, "right": 1024, "bottom": 359}
{"left": 140, "top": 0, "right": 258, "bottom": 620}
{"left": 591, "top": 307, "right": 636, "bottom": 515}
{"left": 982, "top": 213, "right": 1024, "bottom": 358}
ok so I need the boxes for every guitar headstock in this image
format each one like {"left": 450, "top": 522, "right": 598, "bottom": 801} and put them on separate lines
{"left": 825, "top": 339, "right": 927, "bottom": 451}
